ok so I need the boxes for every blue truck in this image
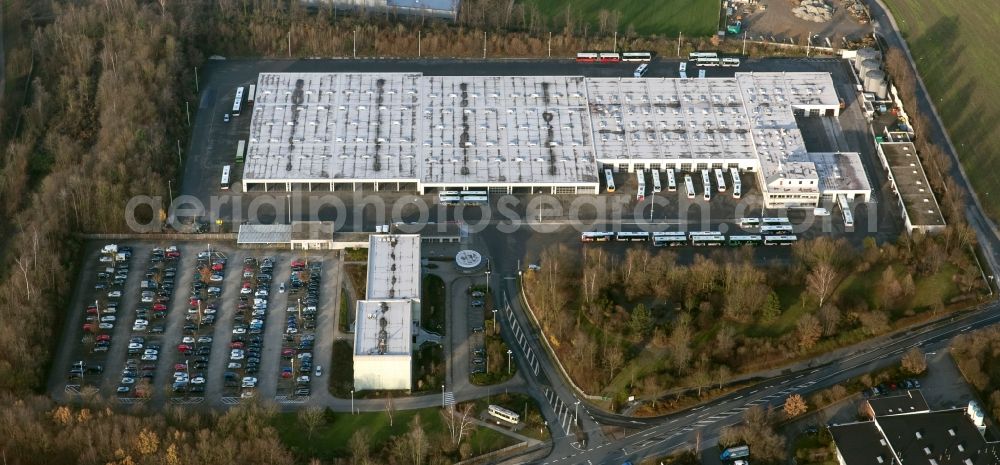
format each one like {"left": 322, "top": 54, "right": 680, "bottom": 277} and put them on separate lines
{"left": 720, "top": 445, "right": 750, "bottom": 461}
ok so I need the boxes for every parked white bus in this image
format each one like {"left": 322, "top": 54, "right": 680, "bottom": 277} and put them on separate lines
{"left": 728, "top": 235, "right": 763, "bottom": 246}
{"left": 651, "top": 170, "right": 662, "bottom": 193}
{"left": 733, "top": 183, "right": 742, "bottom": 199}
{"left": 636, "top": 170, "right": 646, "bottom": 201}
{"left": 488, "top": 405, "right": 520, "bottom": 425}
{"left": 633, "top": 63, "right": 649, "bottom": 78}
{"left": 580, "top": 232, "right": 615, "bottom": 242}
{"left": 691, "top": 235, "right": 726, "bottom": 246}
{"left": 701, "top": 169, "right": 712, "bottom": 201}
{"left": 696, "top": 57, "right": 721, "bottom": 67}
{"left": 622, "top": 52, "right": 653, "bottom": 62}
{"left": 605, "top": 169, "right": 616, "bottom": 192}
{"left": 761, "top": 217, "right": 791, "bottom": 225}
{"left": 616, "top": 231, "right": 650, "bottom": 242}
{"left": 721, "top": 57, "right": 741, "bottom": 67}
{"left": 714, "top": 168, "right": 726, "bottom": 192}
{"left": 689, "top": 52, "right": 718, "bottom": 60}
{"left": 763, "top": 235, "right": 798, "bottom": 246}
{"left": 761, "top": 224, "right": 794, "bottom": 234}
{"left": 652, "top": 232, "right": 688, "bottom": 247}
{"left": 666, "top": 169, "right": 677, "bottom": 192}
{"left": 684, "top": 174, "right": 695, "bottom": 198}
{"left": 739, "top": 218, "right": 761, "bottom": 229}
{"left": 220, "top": 165, "right": 232, "bottom": 190}
{"left": 838, "top": 194, "right": 854, "bottom": 227}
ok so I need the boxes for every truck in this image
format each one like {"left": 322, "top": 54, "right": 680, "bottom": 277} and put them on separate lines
{"left": 721, "top": 445, "right": 750, "bottom": 461}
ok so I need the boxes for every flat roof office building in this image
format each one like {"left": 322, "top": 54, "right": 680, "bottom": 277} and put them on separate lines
{"left": 353, "top": 234, "right": 421, "bottom": 391}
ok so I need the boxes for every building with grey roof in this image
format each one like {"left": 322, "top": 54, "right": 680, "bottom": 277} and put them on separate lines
{"left": 831, "top": 398, "right": 1000, "bottom": 465}
{"left": 242, "top": 71, "right": 871, "bottom": 208}
{"left": 876, "top": 138, "right": 946, "bottom": 234}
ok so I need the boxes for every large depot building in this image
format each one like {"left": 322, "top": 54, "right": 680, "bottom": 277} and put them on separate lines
{"left": 242, "top": 71, "right": 870, "bottom": 208}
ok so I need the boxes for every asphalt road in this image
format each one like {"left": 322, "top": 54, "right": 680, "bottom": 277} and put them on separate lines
{"left": 524, "top": 299, "right": 1000, "bottom": 465}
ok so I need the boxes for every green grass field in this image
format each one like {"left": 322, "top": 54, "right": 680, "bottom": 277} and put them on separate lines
{"left": 884, "top": 0, "right": 1000, "bottom": 220}
{"left": 520, "top": 0, "right": 719, "bottom": 37}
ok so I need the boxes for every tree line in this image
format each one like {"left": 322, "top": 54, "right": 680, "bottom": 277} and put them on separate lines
{"left": 950, "top": 325, "right": 1000, "bottom": 424}
{"left": 524, "top": 229, "right": 983, "bottom": 401}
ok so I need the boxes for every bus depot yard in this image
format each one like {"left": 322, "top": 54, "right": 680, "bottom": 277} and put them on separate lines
{"left": 180, "top": 56, "right": 905, "bottom": 242}
{"left": 58, "top": 53, "right": 925, "bottom": 405}
{"left": 55, "top": 243, "right": 337, "bottom": 404}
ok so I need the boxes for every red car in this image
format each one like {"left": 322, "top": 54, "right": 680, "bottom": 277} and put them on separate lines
{"left": 174, "top": 363, "right": 188, "bottom": 371}
{"left": 291, "top": 259, "right": 305, "bottom": 268}
{"left": 96, "top": 334, "right": 112, "bottom": 342}
{"left": 153, "top": 303, "right": 167, "bottom": 311}
{"left": 230, "top": 341, "right": 244, "bottom": 349}
{"left": 83, "top": 323, "right": 96, "bottom": 332}
{"left": 281, "top": 348, "right": 295, "bottom": 358}
{"left": 211, "top": 263, "right": 224, "bottom": 272}
{"left": 86, "top": 307, "right": 99, "bottom": 315}
{"left": 177, "top": 344, "right": 193, "bottom": 352}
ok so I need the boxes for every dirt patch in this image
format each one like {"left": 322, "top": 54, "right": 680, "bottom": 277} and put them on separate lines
{"left": 736, "top": 0, "right": 873, "bottom": 45}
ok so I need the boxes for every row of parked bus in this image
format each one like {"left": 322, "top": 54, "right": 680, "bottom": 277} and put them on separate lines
{"left": 576, "top": 51, "right": 653, "bottom": 63}
{"left": 606, "top": 167, "right": 742, "bottom": 201}
{"left": 580, "top": 230, "right": 798, "bottom": 247}
{"left": 438, "top": 191, "right": 489, "bottom": 206}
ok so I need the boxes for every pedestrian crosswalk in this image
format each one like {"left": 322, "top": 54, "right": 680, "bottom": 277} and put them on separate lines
{"left": 220, "top": 397, "right": 241, "bottom": 405}
{"left": 443, "top": 391, "right": 455, "bottom": 407}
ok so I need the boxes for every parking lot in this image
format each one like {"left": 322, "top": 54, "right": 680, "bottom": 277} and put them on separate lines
{"left": 53, "top": 242, "right": 338, "bottom": 406}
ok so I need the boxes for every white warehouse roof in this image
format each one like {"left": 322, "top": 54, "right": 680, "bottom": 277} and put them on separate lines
{"left": 354, "top": 299, "right": 414, "bottom": 356}
{"left": 243, "top": 71, "right": 868, "bottom": 202}
{"left": 366, "top": 234, "right": 421, "bottom": 300}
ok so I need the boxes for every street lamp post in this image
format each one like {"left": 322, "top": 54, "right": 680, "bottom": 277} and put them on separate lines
{"left": 574, "top": 400, "right": 580, "bottom": 426}
{"left": 507, "top": 349, "right": 513, "bottom": 375}
{"left": 492, "top": 308, "right": 498, "bottom": 335}
{"left": 441, "top": 384, "right": 445, "bottom": 408}
{"left": 351, "top": 389, "right": 355, "bottom": 414}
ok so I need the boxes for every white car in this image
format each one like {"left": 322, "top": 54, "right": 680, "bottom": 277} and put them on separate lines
{"left": 210, "top": 274, "right": 224, "bottom": 282}
{"left": 173, "top": 371, "right": 187, "bottom": 379}
{"left": 99, "top": 255, "right": 114, "bottom": 263}
{"left": 100, "top": 315, "right": 116, "bottom": 323}
{"left": 227, "top": 362, "right": 242, "bottom": 369}
{"left": 230, "top": 349, "right": 245, "bottom": 360}
{"left": 182, "top": 336, "right": 195, "bottom": 344}
{"left": 240, "top": 287, "right": 253, "bottom": 295}
{"left": 197, "top": 251, "right": 210, "bottom": 260}
{"left": 128, "top": 342, "right": 143, "bottom": 350}
{"left": 191, "top": 376, "right": 206, "bottom": 385}
{"left": 232, "top": 327, "right": 246, "bottom": 335}
{"left": 107, "top": 290, "right": 122, "bottom": 298}
{"left": 120, "top": 377, "right": 135, "bottom": 385}
{"left": 278, "top": 283, "right": 286, "bottom": 293}
{"left": 143, "top": 349, "right": 158, "bottom": 355}
{"left": 99, "top": 323, "right": 114, "bottom": 330}
{"left": 255, "top": 289, "right": 268, "bottom": 298}
{"left": 141, "top": 295, "right": 154, "bottom": 303}
{"left": 296, "top": 375, "right": 310, "bottom": 384}
{"left": 197, "top": 336, "right": 213, "bottom": 344}
{"left": 141, "top": 354, "right": 158, "bottom": 361}
{"left": 314, "top": 365, "right": 322, "bottom": 377}
{"left": 241, "top": 377, "right": 257, "bottom": 388}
